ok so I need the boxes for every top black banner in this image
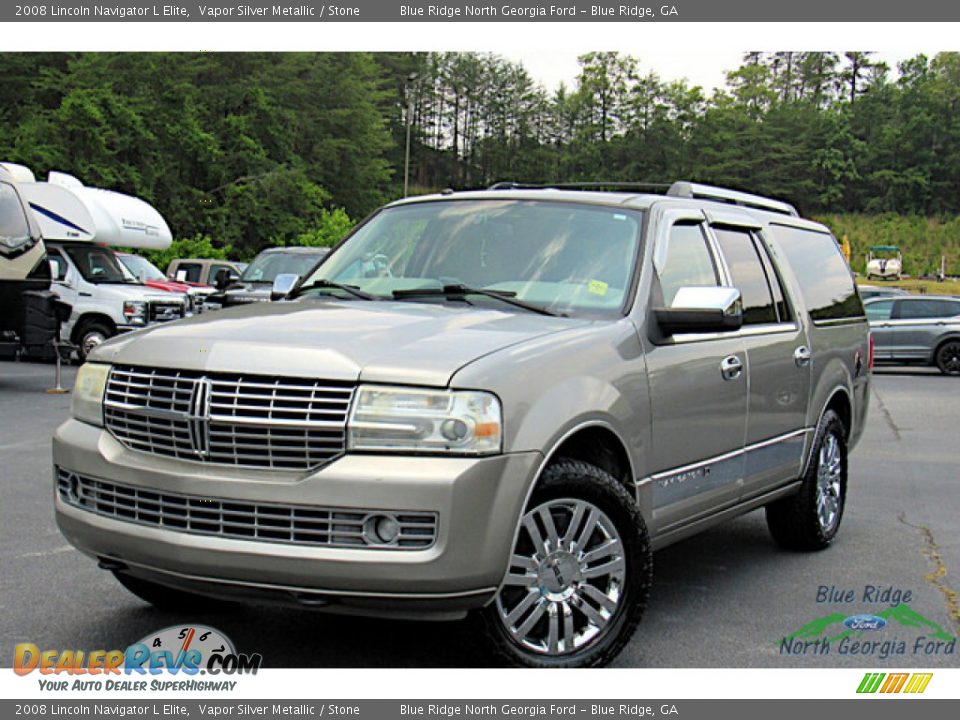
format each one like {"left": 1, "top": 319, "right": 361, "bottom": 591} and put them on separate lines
{"left": 4, "top": 0, "right": 959, "bottom": 22}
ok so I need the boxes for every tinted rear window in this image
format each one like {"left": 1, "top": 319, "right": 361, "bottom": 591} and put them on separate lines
{"left": 769, "top": 225, "right": 864, "bottom": 323}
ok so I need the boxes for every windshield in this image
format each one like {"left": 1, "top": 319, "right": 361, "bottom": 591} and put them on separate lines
{"left": 64, "top": 244, "right": 137, "bottom": 284}
{"left": 302, "top": 200, "right": 643, "bottom": 316}
{"left": 119, "top": 254, "right": 165, "bottom": 281}
{"left": 241, "top": 251, "right": 325, "bottom": 283}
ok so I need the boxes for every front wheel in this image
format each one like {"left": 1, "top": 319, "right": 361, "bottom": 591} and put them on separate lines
{"left": 935, "top": 340, "right": 960, "bottom": 375}
{"left": 481, "top": 459, "right": 651, "bottom": 667}
{"left": 75, "top": 321, "right": 113, "bottom": 362}
{"left": 766, "top": 410, "right": 847, "bottom": 550}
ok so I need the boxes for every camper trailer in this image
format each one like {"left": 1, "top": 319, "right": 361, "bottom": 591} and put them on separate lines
{"left": 16, "top": 169, "right": 187, "bottom": 360}
{"left": 0, "top": 163, "right": 67, "bottom": 360}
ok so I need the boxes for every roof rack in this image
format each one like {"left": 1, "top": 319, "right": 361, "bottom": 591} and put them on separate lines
{"left": 487, "top": 181, "right": 672, "bottom": 192}
{"left": 485, "top": 179, "right": 798, "bottom": 217}
{"left": 667, "top": 181, "right": 798, "bottom": 216}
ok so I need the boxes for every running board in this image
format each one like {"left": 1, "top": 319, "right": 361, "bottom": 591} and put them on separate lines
{"left": 651, "top": 481, "right": 802, "bottom": 551}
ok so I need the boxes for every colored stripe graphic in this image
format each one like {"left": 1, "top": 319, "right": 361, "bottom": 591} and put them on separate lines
{"left": 28, "top": 202, "right": 91, "bottom": 235}
{"left": 903, "top": 673, "right": 933, "bottom": 694}
{"left": 857, "top": 672, "right": 885, "bottom": 693}
{"left": 880, "top": 673, "right": 909, "bottom": 693}
{"left": 857, "top": 672, "right": 932, "bottom": 694}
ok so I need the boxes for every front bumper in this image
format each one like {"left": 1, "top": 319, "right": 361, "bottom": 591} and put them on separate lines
{"left": 53, "top": 419, "right": 541, "bottom": 617}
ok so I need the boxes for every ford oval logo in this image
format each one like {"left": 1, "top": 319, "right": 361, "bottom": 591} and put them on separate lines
{"left": 844, "top": 614, "right": 887, "bottom": 631}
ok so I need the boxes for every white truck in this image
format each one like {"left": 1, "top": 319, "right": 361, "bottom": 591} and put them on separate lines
{"left": 14, "top": 167, "right": 187, "bottom": 360}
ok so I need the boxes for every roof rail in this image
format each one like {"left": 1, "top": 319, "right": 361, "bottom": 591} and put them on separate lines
{"left": 667, "top": 181, "right": 798, "bottom": 216}
{"left": 488, "top": 181, "right": 672, "bottom": 192}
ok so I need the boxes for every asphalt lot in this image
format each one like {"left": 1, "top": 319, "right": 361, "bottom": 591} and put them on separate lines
{"left": 1, "top": 359, "right": 958, "bottom": 668}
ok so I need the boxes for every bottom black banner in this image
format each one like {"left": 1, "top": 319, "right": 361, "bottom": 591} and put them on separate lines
{"left": 1, "top": 700, "right": 955, "bottom": 720}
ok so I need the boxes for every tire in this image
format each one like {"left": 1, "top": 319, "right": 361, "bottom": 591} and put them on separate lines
{"left": 765, "top": 410, "right": 847, "bottom": 551}
{"left": 75, "top": 320, "right": 113, "bottom": 362}
{"left": 935, "top": 340, "right": 960, "bottom": 376}
{"left": 480, "top": 458, "right": 652, "bottom": 668}
{"left": 113, "top": 572, "right": 231, "bottom": 612}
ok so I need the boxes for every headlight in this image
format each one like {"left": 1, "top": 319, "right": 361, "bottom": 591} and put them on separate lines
{"left": 122, "top": 301, "right": 147, "bottom": 325}
{"left": 71, "top": 363, "right": 111, "bottom": 427}
{"left": 347, "top": 385, "right": 502, "bottom": 455}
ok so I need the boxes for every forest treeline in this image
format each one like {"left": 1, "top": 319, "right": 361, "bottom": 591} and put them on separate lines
{"left": 2, "top": 51, "right": 960, "bottom": 272}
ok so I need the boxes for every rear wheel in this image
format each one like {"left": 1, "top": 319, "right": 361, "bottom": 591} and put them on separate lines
{"left": 766, "top": 410, "right": 847, "bottom": 550}
{"left": 481, "top": 459, "right": 651, "bottom": 667}
{"left": 935, "top": 340, "right": 960, "bottom": 375}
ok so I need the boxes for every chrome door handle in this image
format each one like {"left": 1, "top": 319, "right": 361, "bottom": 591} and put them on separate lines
{"left": 794, "top": 345, "right": 811, "bottom": 368}
{"left": 721, "top": 355, "right": 743, "bottom": 381}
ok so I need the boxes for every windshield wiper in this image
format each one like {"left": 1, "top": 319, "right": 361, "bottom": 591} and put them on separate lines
{"left": 293, "top": 279, "right": 377, "bottom": 301}
{"left": 392, "top": 284, "right": 561, "bottom": 317}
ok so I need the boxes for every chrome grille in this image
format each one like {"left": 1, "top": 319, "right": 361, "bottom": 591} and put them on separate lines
{"left": 148, "top": 302, "right": 184, "bottom": 323}
{"left": 57, "top": 468, "right": 438, "bottom": 550}
{"left": 103, "top": 365, "right": 353, "bottom": 471}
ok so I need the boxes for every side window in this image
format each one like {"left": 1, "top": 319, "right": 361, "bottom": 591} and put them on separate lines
{"left": 175, "top": 263, "right": 202, "bottom": 283}
{"left": 713, "top": 226, "right": 777, "bottom": 325}
{"left": 865, "top": 300, "right": 894, "bottom": 321}
{"left": 768, "top": 225, "right": 864, "bottom": 322}
{"left": 753, "top": 234, "right": 791, "bottom": 322}
{"left": 896, "top": 299, "right": 954, "bottom": 320}
{"left": 658, "top": 223, "right": 719, "bottom": 306}
{"left": 211, "top": 264, "right": 234, "bottom": 280}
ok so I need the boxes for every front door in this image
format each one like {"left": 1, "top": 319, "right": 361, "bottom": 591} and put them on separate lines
{"left": 644, "top": 216, "right": 748, "bottom": 533}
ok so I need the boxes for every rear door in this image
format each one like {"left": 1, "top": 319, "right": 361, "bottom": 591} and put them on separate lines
{"left": 865, "top": 299, "right": 896, "bottom": 359}
{"left": 707, "top": 214, "right": 810, "bottom": 500}
{"left": 643, "top": 210, "right": 748, "bottom": 532}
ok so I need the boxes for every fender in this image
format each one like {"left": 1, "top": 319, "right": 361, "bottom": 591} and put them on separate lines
{"left": 800, "top": 385, "right": 852, "bottom": 478}
{"left": 486, "top": 418, "right": 637, "bottom": 604}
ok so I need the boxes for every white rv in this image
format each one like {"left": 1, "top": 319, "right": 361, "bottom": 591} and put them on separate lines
{"left": 0, "top": 163, "right": 64, "bottom": 360}
{"left": 15, "top": 168, "right": 187, "bottom": 360}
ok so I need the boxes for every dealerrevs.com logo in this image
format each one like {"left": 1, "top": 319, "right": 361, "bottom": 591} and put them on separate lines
{"left": 857, "top": 672, "right": 933, "bottom": 694}
{"left": 13, "top": 625, "right": 262, "bottom": 692}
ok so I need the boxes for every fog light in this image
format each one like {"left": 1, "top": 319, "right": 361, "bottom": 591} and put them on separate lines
{"left": 364, "top": 514, "right": 401, "bottom": 545}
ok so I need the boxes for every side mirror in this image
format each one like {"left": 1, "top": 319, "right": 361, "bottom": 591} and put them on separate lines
{"left": 271, "top": 273, "right": 300, "bottom": 301}
{"left": 655, "top": 286, "right": 743, "bottom": 335}
{"left": 138, "top": 270, "right": 147, "bottom": 284}
{"left": 214, "top": 269, "right": 230, "bottom": 291}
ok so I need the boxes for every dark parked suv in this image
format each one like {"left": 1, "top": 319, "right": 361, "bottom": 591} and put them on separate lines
{"left": 54, "top": 182, "right": 870, "bottom": 667}
{"left": 864, "top": 295, "right": 960, "bottom": 374}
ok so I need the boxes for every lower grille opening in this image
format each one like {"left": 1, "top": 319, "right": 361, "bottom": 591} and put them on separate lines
{"left": 57, "top": 467, "right": 438, "bottom": 551}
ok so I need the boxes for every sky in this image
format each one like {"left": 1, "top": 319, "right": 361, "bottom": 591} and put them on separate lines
{"left": 506, "top": 50, "right": 920, "bottom": 94}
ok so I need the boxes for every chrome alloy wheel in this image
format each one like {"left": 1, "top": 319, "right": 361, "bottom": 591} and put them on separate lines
{"left": 81, "top": 330, "right": 106, "bottom": 357}
{"left": 815, "top": 431, "right": 843, "bottom": 532}
{"left": 495, "top": 498, "right": 626, "bottom": 656}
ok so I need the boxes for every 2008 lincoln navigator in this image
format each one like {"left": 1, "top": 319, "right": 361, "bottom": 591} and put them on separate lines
{"left": 54, "top": 182, "right": 870, "bottom": 667}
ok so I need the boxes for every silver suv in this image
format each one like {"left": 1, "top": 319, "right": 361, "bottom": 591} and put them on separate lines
{"left": 864, "top": 294, "right": 960, "bottom": 374}
{"left": 54, "top": 182, "right": 871, "bottom": 667}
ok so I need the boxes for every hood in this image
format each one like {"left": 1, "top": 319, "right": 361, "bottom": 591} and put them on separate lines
{"left": 87, "top": 283, "right": 185, "bottom": 303}
{"left": 144, "top": 278, "right": 191, "bottom": 294}
{"left": 92, "top": 299, "right": 589, "bottom": 386}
